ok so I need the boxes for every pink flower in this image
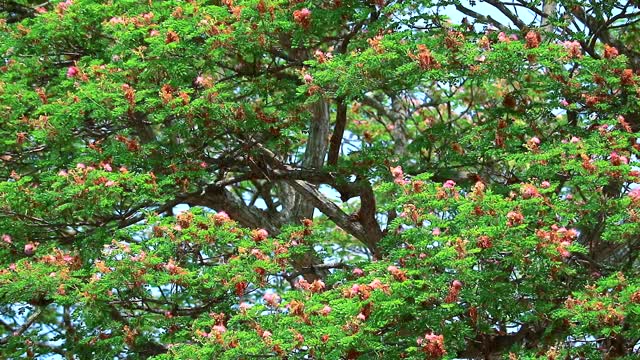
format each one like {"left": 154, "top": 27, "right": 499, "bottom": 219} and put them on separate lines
{"left": 311, "top": 279, "right": 325, "bottom": 292}
{"left": 498, "top": 32, "right": 509, "bottom": 42}
{"left": 369, "top": 278, "right": 382, "bottom": 289}
{"left": 303, "top": 73, "right": 313, "bottom": 84}
{"left": 109, "top": 17, "right": 125, "bottom": 25}
{"left": 262, "top": 330, "right": 272, "bottom": 339}
{"left": 76, "top": 163, "right": 86, "bottom": 169}
{"left": 560, "top": 99, "right": 569, "bottom": 107}
{"left": 24, "top": 243, "right": 36, "bottom": 256}
{"left": 66, "top": 66, "right": 79, "bottom": 78}
{"left": 356, "top": 313, "right": 366, "bottom": 321}
{"left": 104, "top": 181, "right": 116, "bottom": 187}
{"left": 443, "top": 180, "right": 456, "bottom": 189}
{"left": 452, "top": 280, "right": 463, "bottom": 289}
{"left": 352, "top": 268, "right": 364, "bottom": 277}
{"left": 314, "top": 49, "right": 333, "bottom": 63}
{"left": 58, "top": 169, "right": 68, "bottom": 177}
{"left": 506, "top": 211, "right": 524, "bottom": 226}
{"left": 432, "top": 227, "right": 441, "bottom": 236}
{"left": 562, "top": 40, "right": 582, "bottom": 58}
{"left": 102, "top": 163, "right": 112, "bottom": 172}
{"left": 557, "top": 245, "right": 571, "bottom": 258}
{"left": 390, "top": 166, "right": 403, "bottom": 178}
{"left": 2, "top": 234, "right": 12, "bottom": 244}
{"left": 389, "top": 166, "right": 408, "bottom": 185}
{"left": 213, "top": 211, "right": 231, "bottom": 225}
{"left": 252, "top": 228, "right": 269, "bottom": 242}
{"left": 9, "top": 263, "right": 16, "bottom": 271}
{"left": 263, "top": 292, "right": 280, "bottom": 307}
{"left": 541, "top": 181, "right": 551, "bottom": 189}
{"left": 604, "top": 44, "right": 619, "bottom": 59}
{"left": 629, "top": 188, "right": 640, "bottom": 202}
{"left": 521, "top": 184, "right": 539, "bottom": 199}
{"left": 525, "top": 31, "right": 540, "bottom": 48}
{"left": 530, "top": 136, "right": 540, "bottom": 145}
{"left": 394, "top": 178, "right": 408, "bottom": 185}
{"left": 296, "top": 279, "right": 311, "bottom": 290}
{"left": 569, "top": 136, "right": 581, "bottom": 143}
{"left": 387, "top": 265, "right": 398, "bottom": 273}
{"left": 419, "top": 332, "right": 446, "bottom": 358}
{"left": 320, "top": 305, "right": 332, "bottom": 316}
{"left": 212, "top": 325, "right": 226, "bottom": 333}
{"left": 58, "top": 0, "right": 73, "bottom": 12}
{"left": 164, "top": 261, "right": 178, "bottom": 274}
{"left": 293, "top": 8, "right": 312, "bottom": 28}
{"left": 610, "top": 152, "right": 628, "bottom": 166}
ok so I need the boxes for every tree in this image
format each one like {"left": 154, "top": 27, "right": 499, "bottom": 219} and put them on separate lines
{"left": 1, "top": 0, "right": 640, "bottom": 358}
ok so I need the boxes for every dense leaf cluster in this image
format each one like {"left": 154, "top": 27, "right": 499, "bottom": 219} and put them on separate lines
{"left": 1, "top": 0, "right": 640, "bottom": 358}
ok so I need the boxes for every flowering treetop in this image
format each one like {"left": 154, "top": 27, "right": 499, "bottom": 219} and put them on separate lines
{"left": 1, "top": 0, "right": 640, "bottom": 359}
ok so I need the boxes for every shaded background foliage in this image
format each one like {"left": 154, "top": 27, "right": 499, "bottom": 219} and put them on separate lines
{"left": 1, "top": 0, "right": 640, "bottom": 358}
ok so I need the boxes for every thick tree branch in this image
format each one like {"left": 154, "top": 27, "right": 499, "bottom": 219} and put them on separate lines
{"left": 455, "top": 4, "right": 510, "bottom": 31}
{"left": 328, "top": 98, "right": 348, "bottom": 166}
{"left": 184, "top": 185, "right": 280, "bottom": 235}
{"left": 484, "top": 0, "right": 529, "bottom": 30}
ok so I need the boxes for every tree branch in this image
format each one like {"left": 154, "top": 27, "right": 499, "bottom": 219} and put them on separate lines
{"left": 0, "top": 307, "right": 43, "bottom": 345}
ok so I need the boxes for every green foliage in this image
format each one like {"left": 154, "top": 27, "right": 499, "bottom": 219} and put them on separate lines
{"left": 1, "top": 0, "right": 640, "bottom": 359}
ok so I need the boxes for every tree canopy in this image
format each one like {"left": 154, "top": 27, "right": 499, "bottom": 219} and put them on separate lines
{"left": 1, "top": 0, "right": 640, "bottom": 358}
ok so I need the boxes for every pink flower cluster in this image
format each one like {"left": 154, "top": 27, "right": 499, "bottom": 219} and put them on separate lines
{"left": 562, "top": 40, "right": 582, "bottom": 58}
{"left": 506, "top": 211, "right": 524, "bottom": 226}
{"left": 535, "top": 225, "right": 578, "bottom": 258}
{"left": 293, "top": 8, "right": 311, "bottom": 29}
{"left": 252, "top": 228, "right": 269, "bottom": 242}
{"left": 444, "top": 280, "right": 462, "bottom": 303}
{"left": 263, "top": 292, "right": 281, "bottom": 307}
{"left": 295, "top": 279, "right": 325, "bottom": 293}
{"left": 390, "top": 166, "right": 407, "bottom": 185}
{"left": 629, "top": 188, "right": 640, "bottom": 203}
{"left": 387, "top": 265, "right": 407, "bottom": 281}
{"left": 417, "top": 332, "right": 446, "bottom": 358}
{"left": 213, "top": 211, "right": 231, "bottom": 225}
{"left": 520, "top": 184, "right": 540, "bottom": 199}
{"left": 610, "top": 152, "right": 629, "bottom": 166}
